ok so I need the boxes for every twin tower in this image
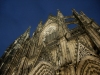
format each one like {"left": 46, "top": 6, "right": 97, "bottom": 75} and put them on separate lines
{"left": 0, "top": 9, "right": 100, "bottom": 75}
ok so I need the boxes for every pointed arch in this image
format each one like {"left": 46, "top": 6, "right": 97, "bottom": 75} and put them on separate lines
{"left": 39, "top": 23, "right": 58, "bottom": 45}
{"left": 76, "top": 56, "right": 100, "bottom": 75}
{"left": 29, "top": 61, "right": 55, "bottom": 75}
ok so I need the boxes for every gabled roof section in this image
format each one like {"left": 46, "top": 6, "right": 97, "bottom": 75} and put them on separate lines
{"left": 44, "top": 14, "right": 57, "bottom": 26}
{"left": 77, "top": 40, "right": 97, "bottom": 63}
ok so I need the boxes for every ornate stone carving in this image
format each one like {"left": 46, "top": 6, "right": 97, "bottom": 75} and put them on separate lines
{"left": 0, "top": 9, "right": 100, "bottom": 75}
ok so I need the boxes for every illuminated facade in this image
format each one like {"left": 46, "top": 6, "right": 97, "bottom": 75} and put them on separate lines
{"left": 0, "top": 9, "right": 100, "bottom": 75}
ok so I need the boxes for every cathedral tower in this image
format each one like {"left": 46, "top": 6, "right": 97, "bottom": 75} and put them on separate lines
{"left": 0, "top": 9, "right": 100, "bottom": 75}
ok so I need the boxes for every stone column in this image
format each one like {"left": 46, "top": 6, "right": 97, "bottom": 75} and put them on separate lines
{"left": 69, "top": 64, "right": 76, "bottom": 75}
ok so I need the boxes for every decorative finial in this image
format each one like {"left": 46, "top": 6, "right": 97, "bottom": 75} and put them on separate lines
{"left": 37, "top": 21, "right": 43, "bottom": 32}
{"left": 72, "top": 9, "right": 79, "bottom": 15}
{"left": 38, "top": 21, "right": 42, "bottom": 26}
{"left": 57, "top": 9, "right": 64, "bottom": 18}
{"left": 25, "top": 26, "right": 31, "bottom": 33}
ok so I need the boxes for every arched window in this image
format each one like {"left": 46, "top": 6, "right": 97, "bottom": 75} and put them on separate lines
{"left": 40, "top": 23, "right": 58, "bottom": 45}
{"left": 44, "top": 31, "right": 58, "bottom": 43}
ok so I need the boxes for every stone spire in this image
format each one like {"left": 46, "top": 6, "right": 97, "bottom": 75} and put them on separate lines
{"left": 57, "top": 9, "right": 64, "bottom": 18}
{"left": 14, "top": 26, "right": 30, "bottom": 44}
{"left": 72, "top": 9, "right": 79, "bottom": 16}
{"left": 37, "top": 21, "right": 43, "bottom": 32}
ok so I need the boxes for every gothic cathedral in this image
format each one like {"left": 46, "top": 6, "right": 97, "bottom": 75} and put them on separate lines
{"left": 0, "top": 9, "right": 100, "bottom": 75}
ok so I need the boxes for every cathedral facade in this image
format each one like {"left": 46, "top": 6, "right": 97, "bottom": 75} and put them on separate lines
{"left": 0, "top": 9, "right": 100, "bottom": 75}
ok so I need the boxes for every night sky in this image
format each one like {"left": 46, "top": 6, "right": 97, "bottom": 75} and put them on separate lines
{"left": 0, "top": 0, "right": 100, "bottom": 56}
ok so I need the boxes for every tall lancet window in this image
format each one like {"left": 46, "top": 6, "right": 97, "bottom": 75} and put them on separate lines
{"left": 40, "top": 23, "right": 58, "bottom": 45}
